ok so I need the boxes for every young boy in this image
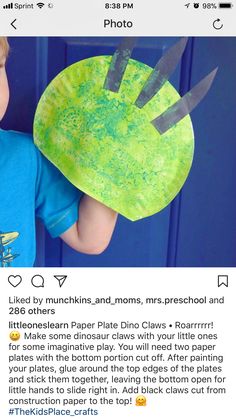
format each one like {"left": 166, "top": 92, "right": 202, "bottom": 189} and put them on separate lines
{"left": 0, "top": 37, "right": 117, "bottom": 267}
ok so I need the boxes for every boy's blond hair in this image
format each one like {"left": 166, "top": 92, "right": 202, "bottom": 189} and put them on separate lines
{"left": 0, "top": 37, "right": 9, "bottom": 57}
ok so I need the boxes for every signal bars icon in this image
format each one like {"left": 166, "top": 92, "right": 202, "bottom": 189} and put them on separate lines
{"left": 3, "top": 1, "right": 46, "bottom": 9}
{"left": 3, "top": 2, "right": 13, "bottom": 8}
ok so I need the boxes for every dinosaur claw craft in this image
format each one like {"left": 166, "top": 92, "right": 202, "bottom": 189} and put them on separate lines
{"left": 34, "top": 38, "right": 217, "bottom": 221}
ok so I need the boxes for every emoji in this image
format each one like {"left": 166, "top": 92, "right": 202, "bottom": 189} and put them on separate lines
{"left": 9, "top": 330, "right": 20, "bottom": 341}
{"left": 135, "top": 395, "right": 147, "bottom": 406}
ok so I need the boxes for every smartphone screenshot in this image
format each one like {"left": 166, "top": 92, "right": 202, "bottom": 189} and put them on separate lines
{"left": 0, "top": 1, "right": 235, "bottom": 418}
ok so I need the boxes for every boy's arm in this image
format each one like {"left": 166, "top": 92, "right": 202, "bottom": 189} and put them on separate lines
{"left": 60, "top": 195, "right": 118, "bottom": 255}
{"left": 35, "top": 148, "right": 117, "bottom": 255}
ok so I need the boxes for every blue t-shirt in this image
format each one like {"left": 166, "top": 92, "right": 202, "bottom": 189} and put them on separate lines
{"left": 0, "top": 129, "right": 82, "bottom": 267}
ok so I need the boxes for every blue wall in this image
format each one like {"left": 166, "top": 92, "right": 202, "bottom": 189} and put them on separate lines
{"left": 2, "top": 37, "right": 236, "bottom": 267}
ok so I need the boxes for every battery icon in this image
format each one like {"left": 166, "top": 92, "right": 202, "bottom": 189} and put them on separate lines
{"left": 219, "top": 2, "right": 233, "bottom": 7}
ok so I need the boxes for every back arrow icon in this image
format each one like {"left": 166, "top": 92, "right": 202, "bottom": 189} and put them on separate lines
{"left": 11, "top": 19, "right": 17, "bottom": 30}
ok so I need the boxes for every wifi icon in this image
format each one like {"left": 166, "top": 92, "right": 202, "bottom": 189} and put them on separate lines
{"left": 37, "top": 2, "right": 45, "bottom": 8}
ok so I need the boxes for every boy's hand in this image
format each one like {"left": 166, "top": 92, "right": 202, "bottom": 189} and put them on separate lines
{"left": 60, "top": 195, "right": 118, "bottom": 255}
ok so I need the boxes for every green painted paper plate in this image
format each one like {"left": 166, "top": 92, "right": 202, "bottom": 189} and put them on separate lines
{"left": 34, "top": 55, "right": 194, "bottom": 221}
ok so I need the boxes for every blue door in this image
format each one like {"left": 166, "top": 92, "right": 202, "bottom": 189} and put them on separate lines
{"left": 2, "top": 37, "right": 236, "bottom": 267}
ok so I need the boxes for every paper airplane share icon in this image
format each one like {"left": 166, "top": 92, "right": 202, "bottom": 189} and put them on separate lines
{"left": 54, "top": 275, "right": 67, "bottom": 287}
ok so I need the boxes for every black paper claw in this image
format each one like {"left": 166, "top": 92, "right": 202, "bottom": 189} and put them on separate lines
{"left": 135, "top": 37, "right": 188, "bottom": 109}
{"left": 152, "top": 68, "right": 218, "bottom": 134}
{"left": 104, "top": 37, "right": 136, "bottom": 92}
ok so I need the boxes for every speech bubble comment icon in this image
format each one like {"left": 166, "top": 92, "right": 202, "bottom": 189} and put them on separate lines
{"left": 31, "top": 275, "right": 44, "bottom": 288}
{"left": 8, "top": 275, "right": 22, "bottom": 288}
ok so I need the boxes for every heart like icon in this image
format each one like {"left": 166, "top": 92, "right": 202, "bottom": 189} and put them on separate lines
{"left": 8, "top": 275, "right": 22, "bottom": 288}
